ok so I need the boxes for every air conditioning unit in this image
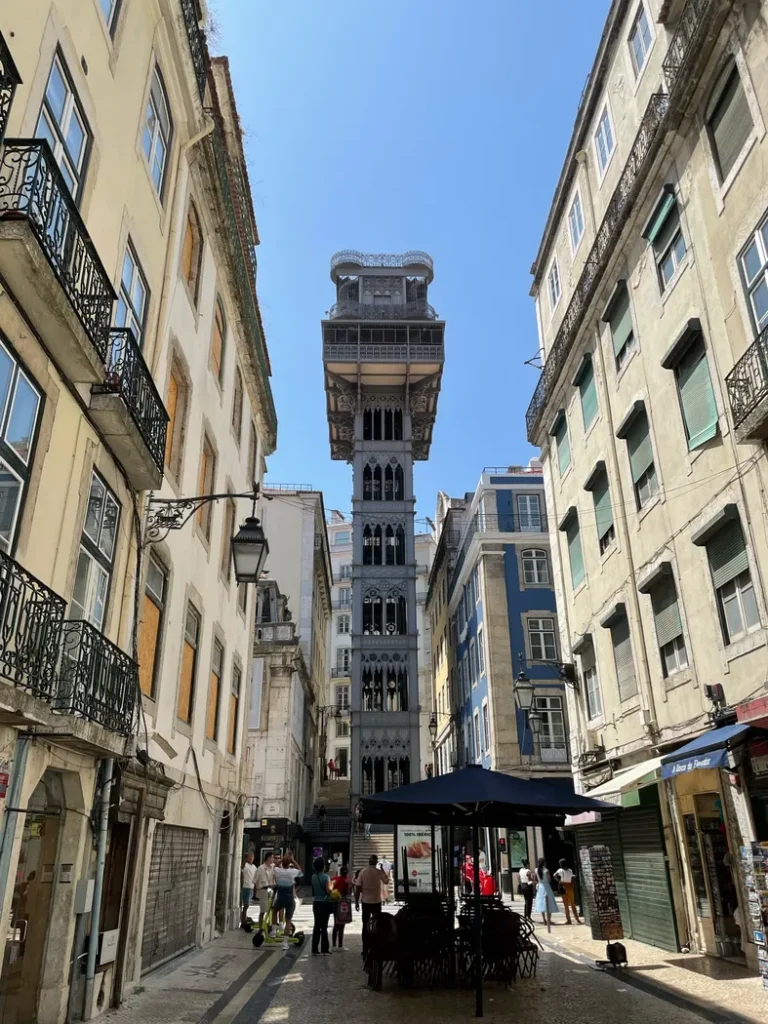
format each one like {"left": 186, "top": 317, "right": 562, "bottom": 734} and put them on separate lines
{"left": 583, "top": 728, "right": 601, "bottom": 752}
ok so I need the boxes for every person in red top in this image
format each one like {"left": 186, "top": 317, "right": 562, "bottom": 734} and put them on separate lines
{"left": 331, "top": 866, "right": 352, "bottom": 950}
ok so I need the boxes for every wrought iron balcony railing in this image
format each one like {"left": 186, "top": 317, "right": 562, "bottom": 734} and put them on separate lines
{"left": 662, "top": 0, "right": 713, "bottom": 90}
{"left": 328, "top": 300, "right": 437, "bottom": 321}
{"left": 180, "top": 0, "right": 209, "bottom": 102}
{"left": 331, "top": 667, "right": 351, "bottom": 678}
{"left": 93, "top": 328, "right": 169, "bottom": 471}
{"left": 451, "top": 512, "right": 549, "bottom": 594}
{"left": 725, "top": 325, "right": 768, "bottom": 432}
{"left": 0, "top": 551, "right": 66, "bottom": 700}
{"left": 0, "top": 140, "right": 114, "bottom": 359}
{"left": 55, "top": 620, "right": 137, "bottom": 736}
{"left": 0, "top": 32, "right": 21, "bottom": 143}
{"left": 330, "top": 250, "right": 433, "bottom": 273}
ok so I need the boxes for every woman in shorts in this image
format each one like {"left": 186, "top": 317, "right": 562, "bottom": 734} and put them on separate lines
{"left": 271, "top": 852, "right": 302, "bottom": 948}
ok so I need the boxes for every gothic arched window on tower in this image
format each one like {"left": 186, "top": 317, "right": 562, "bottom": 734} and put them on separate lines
{"left": 363, "top": 464, "right": 372, "bottom": 500}
{"left": 363, "top": 525, "right": 373, "bottom": 565}
{"left": 394, "top": 408, "right": 403, "bottom": 440}
{"left": 385, "top": 594, "right": 407, "bottom": 635}
{"left": 363, "top": 409, "right": 373, "bottom": 441}
{"left": 384, "top": 464, "right": 394, "bottom": 500}
{"left": 387, "top": 757, "right": 399, "bottom": 790}
{"left": 399, "top": 757, "right": 410, "bottom": 787}
{"left": 363, "top": 594, "right": 383, "bottom": 635}
{"left": 373, "top": 464, "right": 382, "bottom": 501}
{"left": 373, "top": 525, "right": 382, "bottom": 565}
{"left": 362, "top": 756, "right": 373, "bottom": 795}
{"left": 374, "top": 757, "right": 385, "bottom": 793}
{"left": 394, "top": 463, "right": 404, "bottom": 500}
{"left": 395, "top": 525, "right": 405, "bottom": 565}
{"left": 385, "top": 525, "right": 395, "bottom": 566}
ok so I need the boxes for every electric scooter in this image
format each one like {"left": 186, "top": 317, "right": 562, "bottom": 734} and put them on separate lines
{"left": 248, "top": 888, "right": 305, "bottom": 948}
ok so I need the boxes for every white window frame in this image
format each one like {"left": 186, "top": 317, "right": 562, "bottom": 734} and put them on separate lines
{"left": 535, "top": 695, "right": 566, "bottom": 752}
{"left": 469, "top": 638, "right": 477, "bottom": 687}
{"left": 335, "top": 683, "right": 350, "bottom": 709}
{"left": 568, "top": 190, "right": 585, "bottom": 253}
{"left": 336, "top": 647, "right": 351, "bottom": 673}
{"left": 335, "top": 531, "right": 350, "bottom": 545}
{"left": 739, "top": 211, "right": 768, "bottom": 333}
{"left": 115, "top": 240, "right": 149, "bottom": 347}
{"left": 547, "top": 258, "right": 561, "bottom": 314}
{"left": 661, "top": 634, "right": 689, "bottom": 678}
{"left": 594, "top": 102, "right": 616, "bottom": 179}
{"left": 70, "top": 472, "right": 121, "bottom": 630}
{"left": 474, "top": 565, "right": 481, "bottom": 604}
{"left": 527, "top": 616, "right": 557, "bottom": 662}
{"left": 463, "top": 652, "right": 470, "bottom": 700}
{"left": 517, "top": 493, "right": 542, "bottom": 532}
{"left": 337, "top": 614, "right": 350, "bottom": 635}
{"left": 473, "top": 709, "right": 482, "bottom": 763}
{"left": 583, "top": 663, "right": 602, "bottom": 720}
{"left": 36, "top": 54, "right": 91, "bottom": 199}
{"left": 339, "top": 587, "right": 352, "bottom": 607}
{"left": 628, "top": 3, "right": 654, "bottom": 78}
{"left": 482, "top": 699, "right": 491, "bottom": 754}
{"left": 98, "top": 0, "right": 121, "bottom": 34}
{"left": 477, "top": 625, "right": 486, "bottom": 676}
{"left": 142, "top": 66, "right": 172, "bottom": 198}
{"left": 522, "top": 548, "right": 549, "bottom": 585}
{"left": 717, "top": 569, "right": 761, "bottom": 644}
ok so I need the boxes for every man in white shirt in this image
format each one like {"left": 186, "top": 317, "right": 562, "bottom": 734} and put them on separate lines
{"left": 241, "top": 853, "right": 258, "bottom": 928}
{"left": 253, "top": 853, "right": 275, "bottom": 931}
{"left": 554, "top": 858, "right": 581, "bottom": 924}
{"left": 518, "top": 858, "right": 535, "bottom": 921}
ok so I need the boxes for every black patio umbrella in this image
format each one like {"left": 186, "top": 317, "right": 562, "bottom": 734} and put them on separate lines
{"left": 361, "top": 765, "right": 615, "bottom": 1017}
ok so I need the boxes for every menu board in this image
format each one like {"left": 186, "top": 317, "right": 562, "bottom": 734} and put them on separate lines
{"left": 396, "top": 825, "right": 443, "bottom": 895}
{"left": 741, "top": 842, "right": 768, "bottom": 989}
{"left": 579, "top": 844, "right": 624, "bottom": 942}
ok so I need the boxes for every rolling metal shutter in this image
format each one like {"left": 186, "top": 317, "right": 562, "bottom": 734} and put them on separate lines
{"left": 141, "top": 825, "right": 206, "bottom": 972}
{"left": 619, "top": 799, "right": 678, "bottom": 951}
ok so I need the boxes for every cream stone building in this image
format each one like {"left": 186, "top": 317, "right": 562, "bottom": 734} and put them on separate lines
{"left": 0, "top": 2, "right": 275, "bottom": 1020}
{"left": 527, "top": 0, "right": 768, "bottom": 969}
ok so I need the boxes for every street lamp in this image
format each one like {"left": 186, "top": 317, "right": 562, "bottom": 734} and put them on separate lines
{"left": 231, "top": 516, "right": 269, "bottom": 583}
{"left": 527, "top": 709, "right": 543, "bottom": 736}
{"left": 515, "top": 670, "right": 535, "bottom": 711}
{"left": 428, "top": 712, "right": 438, "bottom": 746}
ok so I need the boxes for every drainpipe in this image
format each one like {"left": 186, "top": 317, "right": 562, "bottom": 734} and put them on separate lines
{"left": 83, "top": 758, "right": 114, "bottom": 1021}
{"left": 0, "top": 734, "right": 31, "bottom": 918}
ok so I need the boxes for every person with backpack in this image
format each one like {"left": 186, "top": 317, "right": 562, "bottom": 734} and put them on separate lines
{"left": 534, "top": 857, "right": 557, "bottom": 933}
{"left": 331, "top": 865, "right": 353, "bottom": 950}
{"left": 310, "top": 856, "right": 333, "bottom": 955}
{"left": 554, "top": 858, "right": 581, "bottom": 924}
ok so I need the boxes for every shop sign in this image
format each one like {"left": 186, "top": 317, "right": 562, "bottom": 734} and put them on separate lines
{"left": 396, "top": 825, "right": 443, "bottom": 894}
{"left": 661, "top": 748, "right": 728, "bottom": 778}
{"left": 751, "top": 755, "right": 768, "bottom": 777}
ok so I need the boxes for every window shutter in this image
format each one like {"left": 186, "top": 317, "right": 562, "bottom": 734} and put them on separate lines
{"left": 645, "top": 192, "right": 676, "bottom": 245}
{"left": 708, "top": 519, "right": 749, "bottom": 590}
{"left": 611, "top": 616, "right": 637, "bottom": 701}
{"left": 677, "top": 340, "right": 718, "bottom": 450}
{"left": 610, "top": 288, "right": 633, "bottom": 356}
{"left": 709, "top": 66, "right": 752, "bottom": 181}
{"left": 566, "top": 517, "right": 585, "bottom": 588}
{"left": 579, "top": 359, "right": 598, "bottom": 429}
{"left": 650, "top": 575, "right": 683, "bottom": 648}
{"left": 626, "top": 413, "right": 653, "bottom": 482}
{"left": 555, "top": 416, "right": 571, "bottom": 474}
{"left": 593, "top": 472, "right": 613, "bottom": 541}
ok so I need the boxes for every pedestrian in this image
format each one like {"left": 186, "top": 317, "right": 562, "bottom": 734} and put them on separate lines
{"left": 329, "top": 853, "right": 340, "bottom": 879}
{"left": 534, "top": 857, "right": 557, "bottom": 933}
{"left": 355, "top": 854, "right": 389, "bottom": 955}
{"left": 354, "top": 800, "right": 363, "bottom": 834}
{"left": 554, "top": 858, "right": 581, "bottom": 924}
{"left": 272, "top": 852, "right": 302, "bottom": 949}
{"left": 332, "top": 866, "right": 353, "bottom": 950}
{"left": 240, "top": 852, "right": 257, "bottom": 929}
{"left": 518, "top": 857, "right": 535, "bottom": 922}
{"left": 327, "top": 758, "right": 335, "bottom": 781}
{"left": 254, "top": 852, "right": 275, "bottom": 933}
{"left": 310, "top": 856, "right": 333, "bottom": 955}
{"left": 318, "top": 804, "right": 327, "bottom": 831}
{"left": 377, "top": 855, "right": 392, "bottom": 904}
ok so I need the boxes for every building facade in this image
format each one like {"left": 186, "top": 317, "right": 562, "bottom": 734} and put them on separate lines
{"left": 0, "top": 3, "right": 275, "bottom": 1019}
{"left": 527, "top": 0, "right": 768, "bottom": 965}
{"left": 327, "top": 511, "right": 353, "bottom": 779}
{"left": 322, "top": 251, "right": 444, "bottom": 800}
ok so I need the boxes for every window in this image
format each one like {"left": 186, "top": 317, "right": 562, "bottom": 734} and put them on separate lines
{"left": 335, "top": 531, "right": 350, "bottom": 545}
{"left": 469, "top": 639, "right": 477, "bottom": 686}
{"left": 70, "top": 472, "right": 120, "bottom": 630}
{"left": 622, "top": 408, "right": 658, "bottom": 509}
{"left": 673, "top": 337, "right": 718, "bottom": 451}
{"left": 590, "top": 470, "right": 615, "bottom": 554}
{"left": 553, "top": 412, "right": 571, "bottom": 476}
{"left": 464, "top": 583, "right": 472, "bottom": 621}
{"left": 568, "top": 191, "right": 585, "bottom": 251}
{"left": 610, "top": 612, "right": 637, "bottom": 701}
{"left": 576, "top": 357, "right": 598, "bottom": 430}
{"left": 248, "top": 422, "right": 258, "bottom": 486}
{"left": 197, "top": 436, "right": 216, "bottom": 539}
{"left": 142, "top": 66, "right": 172, "bottom": 196}
{"left": 579, "top": 636, "right": 602, "bottom": 719}
{"left": 473, "top": 710, "right": 482, "bottom": 762}
{"left": 0, "top": 339, "right": 42, "bottom": 553}
{"left": 336, "top": 684, "right": 350, "bottom": 709}
{"left": 740, "top": 213, "right": 768, "bottom": 330}
{"left": 517, "top": 493, "right": 542, "bottom": 531}
{"left": 604, "top": 284, "right": 635, "bottom": 369}
{"left": 115, "top": 242, "right": 149, "bottom": 347}
{"left": 477, "top": 625, "right": 486, "bottom": 675}
{"left": 647, "top": 572, "right": 688, "bottom": 677}
{"left": 645, "top": 192, "right": 686, "bottom": 290}
{"left": 337, "top": 614, "right": 351, "bottom": 635}
{"left": 535, "top": 696, "right": 566, "bottom": 753}
{"left": 238, "top": 582, "right": 248, "bottom": 615}
{"left": 337, "top": 647, "right": 351, "bottom": 672}
{"left": 182, "top": 202, "right": 204, "bottom": 305}
{"left": 339, "top": 564, "right": 353, "bottom": 579}
{"left": 206, "top": 639, "right": 224, "bottom": 741}
{"left": 522, "top": 549, "right": 549, "bottom": 585}
{"left": 177, "top": 605, "right": 199, "bottom": 724}
{"left": 227, "top": 664, "right": 241, "bottom": 754}
{"left": 705, "top": 518, "right": 760, "bottom": 644}
{"left": 138, "top": 553, "right": 168, "bottom": 698}
{"left": 164, "top": 361, "right": 187, "bottom": 476}
{"left": 629, "top": 4, "right": 653, "bottom": 76}
{"left": 232, "top": 367, "right": 244, "bottom": 440}
{"left": 211, "top": 297, "right": 226, "bottom": 381}
{"left": 221, "top": 498, "right": 236, "bottom": 580}
{"left": 36, "top": 54, "right": 90, "bottom": 198}
{"left": 463, "top": 652, "right": 470, "bottom": 700}
{"left": 564, "top": 513, "right": 585, "bottom": 589}
{"left": 594, "top": 104, "right": 615, "bottom": 174}
{"left": 707, "top": 61, "right": 752, "bottom": 182}
{"left": 99, "top": 0, "right": 122, "bottom": 33}
{"left": 528, "top": 617, "right": 557, "bottom": 661}
{"left": 482, "top": 701, "right": 491, "bottom": 753}
{"left": 339, "top": 587, "right": 352, "bottom": 607}
{"left": 547, "top": 259, "right": 561, "bottom": 312}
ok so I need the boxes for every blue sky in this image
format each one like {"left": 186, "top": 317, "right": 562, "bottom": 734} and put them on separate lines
{"left": 214, "top": 0, "right": 610, "bottom": 521}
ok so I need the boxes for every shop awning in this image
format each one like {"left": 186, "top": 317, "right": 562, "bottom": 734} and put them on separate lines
{"left": 660, "top": 722, "right": 753, "bottom": 779}
{"left": 583, "top": 756, "right": 663, "bottom": 807}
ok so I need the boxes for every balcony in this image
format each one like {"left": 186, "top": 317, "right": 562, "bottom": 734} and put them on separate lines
{"left": 331, "top": 667, "right": 351, "bottom": 678}
{"left": 328, "top": 300, "right": 437, "bottom": 321}
{"left": 0, "top": 32, "right": 21, "bottom": 142}
{"left": 0, "top": 139, "right": 114, "bottom": 382}
{"left": 0, "top": 550, "right": 65, "bottom": 701}
{"left": 54, "top": 620, "right": 137, "bottom": 736}
{"left": 254, "top": 622, "right": 297, "bottom": 644}
{"left": 539, "top": 745, "right": 569, "bottom": 764}
{"left": 726, "top": 327, "right": 768, "bottom": 442}
{"left": 330, "top": 250, "right": 434, "bottom": 281}
{"left": 179, "top": 0, "right": 209, "bottom": 102}
{"left": 90, "top": 328, "right": 168, "bottom": 489}
{"left": 451, "top": 512, "right": 549, "bottom": 592}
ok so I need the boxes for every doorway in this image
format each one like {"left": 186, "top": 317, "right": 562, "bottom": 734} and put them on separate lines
{"left": 0, "top": 771, "right": 64, "bottom": 1024}
{"left": 335, "top": 748, "right": 348, "bottom": 778}
{"left": 692, "top": 793, "right": 742, "bottom": 958}
{"left": 214, "top": 811, "right": 231, "bottom": 933}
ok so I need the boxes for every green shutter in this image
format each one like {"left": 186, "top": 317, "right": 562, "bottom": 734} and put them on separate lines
{"left": 626, "top": 412, "right": 653, "bottom": 483}
{"left": 710, "top": 67, "right": 752, "bottom": 180}
{"left": 610, "top": 288, "right": 633, "bottom": 356}
{"left": 650, "top": 575, "right": 683, "bottom": 648}
{"left": 611, "top": 615, "right": 637, "bottom": 701}
{"left": 579, "top": 359, "right": 598, "bottom": 429}
{"left": 646, "top": 192, "right": 676, "bottom": 245}
{"left": 566, "top": 517, "right": 584, "bottom": 589}
{"left": 593, "top": 471, "right": 613, "bottom": 541}
{"left": 677, "top": 340, "right": 718, "bottom": 450}
{"left": 556, "top": 415, "right": 571, "bottom": 475}
{"left": 708, "top": 519, "right": 749, "bottom": 590}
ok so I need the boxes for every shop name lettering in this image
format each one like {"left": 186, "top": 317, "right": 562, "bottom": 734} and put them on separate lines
{"left": 669, "top": 756, "right": 715, "bottom": 775}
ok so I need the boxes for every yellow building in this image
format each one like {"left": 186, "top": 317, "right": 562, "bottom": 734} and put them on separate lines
{"left": 0, "top": 2, "right": 275, "bottom": 1019}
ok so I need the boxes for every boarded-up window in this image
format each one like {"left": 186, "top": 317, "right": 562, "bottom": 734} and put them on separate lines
{"left": 197, "top": 436, "right": 216, "bottom": 538}
{"left": 232, "top": 367, "right": 243, "bottom": 440}
{"left": 212, "top": 297, "right": 226, "bottom": 381}
{"left": 181, "top": 201, "right": 203, "bottom": 303}
{"left": 206, "top": 639, "right": 224, "bottom": 741}
{"left": 177, "top": 604, "right": 200, "bottom": 723}
{"left": 228, "top": 664, "right": 241, "bottom": 754}
{"left": 165, "top": 362, "right": 187, "bottom": 475}
{"left": 221, "top": 498, "right": 236, "bottom": 579}
{"left": 138, "top": 554, "right": 167, "bottom": 698}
